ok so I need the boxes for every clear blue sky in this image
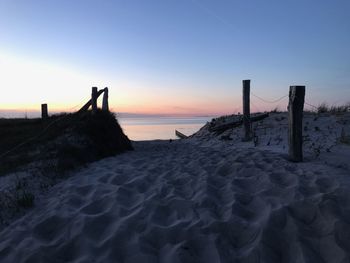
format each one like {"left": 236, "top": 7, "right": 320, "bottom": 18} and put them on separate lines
{"left": 0, "top": 0, "right": 349, "bottom": 115}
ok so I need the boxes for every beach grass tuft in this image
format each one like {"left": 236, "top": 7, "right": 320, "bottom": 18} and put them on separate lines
{"left": 317, "top": 102, "right": 350, "bottom": 114}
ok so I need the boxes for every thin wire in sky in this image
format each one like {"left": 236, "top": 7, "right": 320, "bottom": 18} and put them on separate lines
{"left": 251, "top": 92, "right": 289, "bottom": 104}
{"left": 190, "top": 0, "right": 236, "bottom": 30}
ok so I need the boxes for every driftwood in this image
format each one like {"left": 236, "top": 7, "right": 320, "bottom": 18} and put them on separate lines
{"left": 175, "top": 130, "right": 188, "bottom": 139}
{"left": 209, "top": 113, "right": 269, "bottom": 134}
{"left": 78, "top": 89, "right": 105, "bottom": 113}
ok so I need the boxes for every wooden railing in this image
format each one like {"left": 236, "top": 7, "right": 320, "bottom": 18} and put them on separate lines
{"left": 78, "top": 87, "right": 109, "bottom": 113}
{"left": 41, "top": 87, "right": 110, "bottom": 119}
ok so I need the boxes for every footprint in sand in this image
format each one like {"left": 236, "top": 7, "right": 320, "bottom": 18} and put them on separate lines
{"left": 82, "top": 213, "right": 116, "bottom": 242}
{"left": 335, "top": 220, "right": 350, "bottom": 252}
{"left": 110, "top": 173, "right": 130, "bottom": 186}
{"left": 316, "top": 177, "right": 339, "bottom": 194}
{"left": 217, "top": 219, "right": 261, "bottom": 251}
{"left": 269, "top": 171, "right": 298, "bottom": 188}
{"left": 116, "top": 186, "right": 142, "bottom": 209}
{"left": 98, "top": 173, "right": 113, "bottom": 184}
{"left": 232, "top": 175, "right": 269, "bottom": 194}
{"left": 232, "top": 194, "right": 271, "bottom": 223}
{"left": 66, "top": 194, "right": 84, "bottom": 208}
{"left": 75, "top": 184, "right": 94, "bottom": 196}
{"left": 33, "top": 215, "right": 68, "bottom": 242}
{"left": 80, "top": 196, "right": 112, "bottom": 215}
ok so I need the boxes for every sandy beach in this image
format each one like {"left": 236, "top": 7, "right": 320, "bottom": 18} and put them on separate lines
{"left": 1, "top": 0, "right": 349, "bottom": 260}
{"left": 0, "top": 112, "right": 350, "bottom": 262}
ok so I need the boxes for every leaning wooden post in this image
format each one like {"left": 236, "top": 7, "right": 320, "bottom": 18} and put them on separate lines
{"left": 91, "top": 87, "right": 98, "bottom": 114}
{"left": 41, "top": 104, "right": 48, "bottom": 119}
{"left": 102, "top": 87, "right": 109, "bottom": 112}
{"left": 288, "top": 86, "right": 305, "bottom": 162}
{"left": 243, "top": 79, "right": 251, "bottom": 141}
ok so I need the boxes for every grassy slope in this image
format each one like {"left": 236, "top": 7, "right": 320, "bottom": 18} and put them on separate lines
{"left": 0, "top": 110, "right": 133, "bottom": 176}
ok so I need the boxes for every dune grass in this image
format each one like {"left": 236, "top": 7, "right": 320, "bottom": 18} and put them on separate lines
{"left": 0, "top": 110, "right": 132, "bottom": 176}
{"left": 317, "top": 102, "right": 350, "bottom": 114}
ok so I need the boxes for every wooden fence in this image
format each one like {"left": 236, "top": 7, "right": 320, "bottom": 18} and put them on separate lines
{"left": 241, "top": 80, "right": 305, "bottom": 162}
{"left": 41, "top": 87, "right": 110, "bottom": 118}
{"left": 40, "top": 83, "right": 306, "bottom": 162}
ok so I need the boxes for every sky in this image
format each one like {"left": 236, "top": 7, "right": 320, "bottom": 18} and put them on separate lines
{"left": 0, "top": 0, "right": 349, "bottom": 117}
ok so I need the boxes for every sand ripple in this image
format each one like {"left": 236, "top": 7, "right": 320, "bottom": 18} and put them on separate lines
{"left": 0, "top": 140, "right": 349, "bottom": 262}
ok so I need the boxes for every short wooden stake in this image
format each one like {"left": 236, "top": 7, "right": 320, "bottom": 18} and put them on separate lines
{"left": 102, "top": 87, "right": 109, "bottom": 112}
{"left": 41, "top": 104, "right": 48, "bottom": 119}
{"left": 243, "top": 79, "right": 251, "bottom": 141}
{"left": 91, "top": 87, "right": 98, "bottom": 114}
{"left": 288, "top": 86, "right": 305, "bottom": 162}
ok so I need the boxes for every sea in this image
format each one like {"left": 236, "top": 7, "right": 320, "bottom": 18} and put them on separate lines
{"left": 118, "top": 116, "right": 213, "bottom": 141}
{"left": 0, "top": 110, "right": 214, "bottom": 141}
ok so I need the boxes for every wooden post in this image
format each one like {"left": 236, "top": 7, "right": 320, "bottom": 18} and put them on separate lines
{"left": 243, "top": 79, "right": 251, "bottom": 141}
{"left": 102, "top": 87, "right": 109, "bottom": 112}
{"left": 41, "top": 104, "right": 48, "bottom": 119}
{"left": 288, "top": 86, "right": 305, "bottom": 162}
{"left": 91, "top": 87, "right": 98, "bottom": 114}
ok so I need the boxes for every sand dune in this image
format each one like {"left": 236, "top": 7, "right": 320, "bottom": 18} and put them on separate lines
{"left": 1, "top": 138, "right": 349, "bottom": 262}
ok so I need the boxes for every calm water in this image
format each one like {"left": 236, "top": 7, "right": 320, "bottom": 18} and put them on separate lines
{"left": 0, "top": 110, "right": 213, "bottom": 141}
{"left": 118, "top": 117, "right": 213, "bottom": 141}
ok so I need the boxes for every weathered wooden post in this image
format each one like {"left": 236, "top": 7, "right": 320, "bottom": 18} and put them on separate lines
{"left": 41, "top": 104, "right": 48, "bottom": 119}
{"left": 243, "top": 79, "right": 251, "bottom": 141}
{"left": 102, "top": 87, "right": 109, "bottom": 112}
{"left": 288, "top": 86, "right": 305, "bottom": 162}
{"left": 91, "top": 87, "right": 98, "bottom": 114}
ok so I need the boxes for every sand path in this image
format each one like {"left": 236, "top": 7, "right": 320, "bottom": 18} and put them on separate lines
{"left": 1, "top": 140, "right": 349, "bottom": 262}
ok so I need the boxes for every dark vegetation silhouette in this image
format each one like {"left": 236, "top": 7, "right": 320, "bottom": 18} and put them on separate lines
{"left": 0, "top": 110, "right": 133, "bottom": 176}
